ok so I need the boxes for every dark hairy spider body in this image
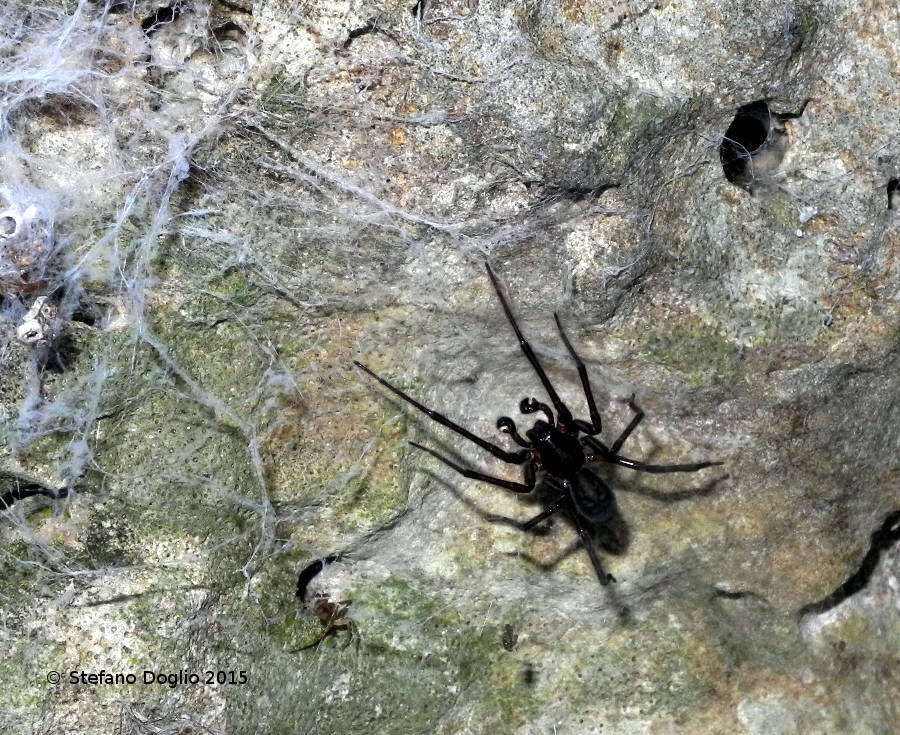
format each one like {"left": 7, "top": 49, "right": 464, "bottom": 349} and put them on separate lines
{"left": 355, "top": 264, "right": 722, "bottom": 585}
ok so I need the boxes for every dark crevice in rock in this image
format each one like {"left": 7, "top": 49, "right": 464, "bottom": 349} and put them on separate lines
{"left": 212, "top": 21, "right": 246, "bottom": 43}
{"left": 888, "top": 178, "right": 899, "bottom": 210}
{"left": 520, "top": 179, "right": 620, "bottom": 208}
{"left": 610, "top": 1, "right": 663, "bottom": 31}
{"left": 712, "top": 586, "right": 770, "bottom": 605}
{"left": 296, "top": 554, "right": 340, "bottom": 602}
{"left": 214, "top": 0, "right": 252, "bottom": 15}
{"left": 212, "top": 20, "right": 247, "bottom": 41}
{"left": 544, "top": 182, "right": 620, "bottom": 203}
{"left": 90, "top": 0, "right": 129, "bottom": 13}
{"left": 341, "top": 18, "right": 395, "bottom": 50}
{"left": 141, "top": 2, "right": 184, "bottom": 37}
{"left": 797, "top": 509, "right": 900, "bottom": 618}
{"left": 42, "top": 332, "right": 80, "bottom": 373}
{"left": 1, "top": 480, "right": 68, "bottom": 509}
{"left": 411, "top": 1, "right": 429, "bottom": 20}
{"left": 78, "top": 584, "right": 210, "bottom": 607}
{"left": 713, "top": 588, "right": 750, "bottom": 600}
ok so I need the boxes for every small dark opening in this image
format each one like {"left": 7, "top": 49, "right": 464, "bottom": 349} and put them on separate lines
{"left": 141, "top": 2, "right": 182, "bottom": 36}
{"left": 888, "top": 178, "right": 899, "bottom": 210}
{"left": 212, "top": 21, "right": 246, "bottom": 43}
{"left": 43, "top": 333, "right": 78, "bottom": 373}
{"left": 521, "top": 663, "right": 537, "bottom": 686}
{"left": 720, "top": 100, "right": 772, "bottom": 186}
{"left": 71, "top": 304, "right": 101, "bottom": 327}
{"left": 0, "top": 215, "right": 16, "bottom": 236}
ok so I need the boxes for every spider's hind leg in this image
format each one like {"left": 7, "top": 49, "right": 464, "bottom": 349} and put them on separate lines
{"left": 610, "top": 393, "right": 644, "bottom": 454}
{"left": 520, "top": 497, "right": 566, "bottom": 531}
{"left": 573, "top": 517, "right": 616, "bottom": 585}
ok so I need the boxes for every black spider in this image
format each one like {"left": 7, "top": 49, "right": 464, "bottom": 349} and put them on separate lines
{"left": 354, "top": 264, "right": 722, "bottom": 584}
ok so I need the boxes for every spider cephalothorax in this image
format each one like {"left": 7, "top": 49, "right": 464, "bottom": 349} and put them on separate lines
{"left": 355, "top": 263, "right": 722, "bottom": 584}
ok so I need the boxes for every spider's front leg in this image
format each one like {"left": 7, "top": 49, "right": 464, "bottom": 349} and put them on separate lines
{"left": 553, "top": 313, "right": 603, "bottom": 435}
{"left": 354, "top": 361, "right": 530, "bottom": 464}
{"left": 410, "top": 442, "right": 536, "bottom": 493}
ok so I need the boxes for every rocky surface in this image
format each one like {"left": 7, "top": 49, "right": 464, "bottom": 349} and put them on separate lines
{"left": 0, "top": 1, "right": 897, "bottom": 733}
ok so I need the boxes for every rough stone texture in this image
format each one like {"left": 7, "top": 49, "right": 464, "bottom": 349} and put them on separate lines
{"left": 0, "top": 1, "right": 897, "bottom": 733}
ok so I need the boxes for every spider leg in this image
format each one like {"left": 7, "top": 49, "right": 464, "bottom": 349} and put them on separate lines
{"left": 485, "top": 264, "right": 574, "bottom": 426}
{"left": 609, "top": 457, "right": 723, "bottom": 473}
{"left": 583, "top": 435, "right": 722, "bottom": 474}
{"left": 354, "top": 361, "right": 529, "bottom": 464}
{"left": 553, "top": 313, "right": 602, "bottom": 434}
{"left": 410, "top": 442, "right": 536, "bottom": 493}
{"left": 521, "top": 496, "right": 566, "bottom": 531}
{"left": 581, "top": 434, "right": 612, "bottom": 459}
{"left": 610, "top": 393, "right": 644, "bottom": 454}
{"left": 293, "top": 624, "right": 334, "bottom": 652}
{"left": 339, "top": 620, "right": 358, "bottom": 650}
{"left": 572, "top": 516, "right": 616, "bottom": 585}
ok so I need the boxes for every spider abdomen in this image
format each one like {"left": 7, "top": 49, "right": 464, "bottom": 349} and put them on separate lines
{"left": 568, "top": 469, "right": 616, "bottom": 525}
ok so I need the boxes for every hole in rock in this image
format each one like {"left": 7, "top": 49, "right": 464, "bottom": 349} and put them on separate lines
{"left": 720, "top": 100, "right": 772, "bottom": 189}
{"left": 212, "top": 21, "right": 246, "bottom": 43}
{"left": 0, "top": 215, "right": 17, "bottom": 236}
{"left": 141, "top": 2, "right": 183, "bottom": 36}
{"left": 70, "top": 303, "right": 102, "bottom": 327}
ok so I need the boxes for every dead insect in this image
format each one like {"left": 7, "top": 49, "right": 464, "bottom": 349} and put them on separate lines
{"left": 354, "top": 264, "right": 722, "bottom": 585}
{"left": 501, "top": 623, "right": 518, "bottom": 651}
{"left": 294, "top": 593, "right": 358, "bottom": 651}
